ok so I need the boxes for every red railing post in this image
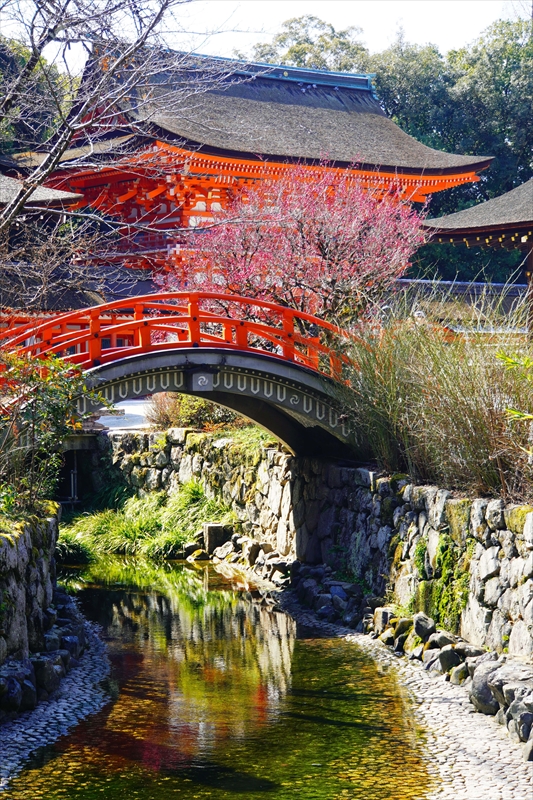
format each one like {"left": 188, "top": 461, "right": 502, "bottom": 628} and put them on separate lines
{"left": 188, "top": 293, "right": 200, "bottom": 345}
{"left": 134, "top": 303, "right": 151, "bottom": 350}
{"left": 40, "top": 327, "right": 55, "bottom": 353}
{"left": 223, "top": 323, "right": 233, "bottom": 344}
{"left": 88, "top": 312, "right": 102, "bottom": 364}
{"left": 282, "top": 310, "right": 295, "bottom": 361}
{"left": 236, "top": 320, "right": 248, "bottom": 349}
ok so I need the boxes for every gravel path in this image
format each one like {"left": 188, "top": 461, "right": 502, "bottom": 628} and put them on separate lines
{"left": 279, "top": 592, "right": 533, "bottom": 800}
{"left": 0, "top": 622, "right": 110, "bottom": 793}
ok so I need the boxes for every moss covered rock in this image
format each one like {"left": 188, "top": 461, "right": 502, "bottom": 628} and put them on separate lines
{"left": 504, "top": 505, "right": 533, "bottom": 536}
{"left": 446, "top": 498, "right": 471, "bottom": 545}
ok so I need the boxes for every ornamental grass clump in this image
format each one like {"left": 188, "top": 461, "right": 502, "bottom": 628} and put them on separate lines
{"left": 348, "top": 282, "right": 533, "bottom": 500}
{"left": 57, "top": 481, "right": 236, "bottom": 561}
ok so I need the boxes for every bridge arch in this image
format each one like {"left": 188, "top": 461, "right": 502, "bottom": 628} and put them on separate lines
{"left": 1, "top": 292, "right": 358, "bottom": 457}
{"left": 81, "top": 349, "right": 357, "bottom": 458}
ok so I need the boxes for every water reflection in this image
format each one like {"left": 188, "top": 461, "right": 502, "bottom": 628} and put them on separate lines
{"left": 70, "top": 558, "right": 295, "bottom": 745}
{"left": 5, "top": 557, "right": 434, "bottom": 800}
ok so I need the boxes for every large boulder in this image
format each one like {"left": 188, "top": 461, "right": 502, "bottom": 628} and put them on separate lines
{"left": 31, "top": 656, "right": 61, "bottom": 694}
{"left": 379, "top": 628, "right": 395, "bottom": 646}
{"left": 394, "top": 618, "right": 413, "bottom": 638}
{"left": 427, "top": 630, "right": 457, "bottom": 649}
{"left": 314, "top": 594, "right": 332, "bottom": 611}
{"left": 454, "top": 643, "right": 484, "bottom": 659}
{"left": 413, "top": 612, "right": 436, "bottom": 641}
{"left": 469, "top": 660, "right": 502, "bottom": 715}
{"left": 450, "top": 662, "right": 469, "bottom": 685}
{"left": 203, "top": 523, "right": 233, "bottom": 554}
{"left": 212, "top": 541, "right": 234, "bottom": 560}
{"left": 0, "top": 677, "right": 22, "bottom": 712}
{"left": 439, "top": 645, "right": 462, "bottom": 673}
{"left": 299, "top": 578, "right": 319, "bottom": 608}
{"left": 373, "top": 607, "right": 394, "bottom": 635}
{"left": 19, "top": 679, "right": 37, "bottom": 712}
{"left": 487, "top": 664, "right": 533, "bottom": 706}
{"left": 517, "top": 712, "right": 533, "bottom": 743}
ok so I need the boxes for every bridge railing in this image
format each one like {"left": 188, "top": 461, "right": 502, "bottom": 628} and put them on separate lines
{"left": 0, "top": 292, "right": 354, "bottom": 381}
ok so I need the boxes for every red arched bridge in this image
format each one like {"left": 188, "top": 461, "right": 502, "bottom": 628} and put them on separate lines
{"left": 1, "top": 292, "right": 357, "bottom": 457}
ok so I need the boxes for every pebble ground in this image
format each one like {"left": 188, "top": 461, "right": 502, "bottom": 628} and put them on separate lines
{"left": 0, "top": 622, "right": 110, "bottom": 793}
{"left": 280, "top": 593, "right": 533, "bottom": 800}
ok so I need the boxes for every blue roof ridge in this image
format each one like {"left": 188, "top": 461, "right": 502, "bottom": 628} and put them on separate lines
{"left": 191, "top": 51, "right": 376, "bottom": 94}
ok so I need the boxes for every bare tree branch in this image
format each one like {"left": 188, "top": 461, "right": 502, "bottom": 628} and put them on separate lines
{"left": 0, "top": 0, "right": 242, "bottom": 309}
{"left": 0, "top": 0, "right": 235, "bottom": 229}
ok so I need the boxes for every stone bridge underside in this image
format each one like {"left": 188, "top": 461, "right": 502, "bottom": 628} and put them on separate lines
{"left": 79, "top": 349, "right": 357, "bottom": 458}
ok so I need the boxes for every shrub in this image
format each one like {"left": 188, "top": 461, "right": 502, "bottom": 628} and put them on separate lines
{"left": 0, "top": 352, "right": 104, "bottom": 512}
{"left": 146, "top": 393, "right": 241, "bottom": 430}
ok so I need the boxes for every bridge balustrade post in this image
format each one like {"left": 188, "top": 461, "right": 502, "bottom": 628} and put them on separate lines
{"left": 88, "top": 312, "right": 102, "bottom": 364}
{"left": 282, "top": 310, "right": 295, "bottom": 362}
{"left": 236, "top": 320, "right": 248, "bottom": 349}
{"left": 134, "top": 304, "right": 151, "bottom": 351}
{"left": 40, "top": 327, "right": 56, "bottom": 354}
{"left": 223, "top": 323, "right": 233, "bottom": 344}
{"left": 188, "top": 294, "right": 200, "bottom": 345}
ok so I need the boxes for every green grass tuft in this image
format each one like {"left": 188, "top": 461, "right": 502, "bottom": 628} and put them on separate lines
{"left": 54, "top": 529, "right": 96, "bottom": 564}
{"left": 56, "top": 481, "right": 236, "bottom": 562}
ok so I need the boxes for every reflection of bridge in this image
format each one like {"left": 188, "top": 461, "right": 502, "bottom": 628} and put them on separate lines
{"left": 2, "top": 293, "right": 357, "bottom": 457}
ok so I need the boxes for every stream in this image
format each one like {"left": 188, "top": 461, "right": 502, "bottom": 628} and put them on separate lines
{"left": 5, "top": 558, "right": 433, "bottom": 799}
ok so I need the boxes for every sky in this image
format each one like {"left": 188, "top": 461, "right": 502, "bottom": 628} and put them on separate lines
{"left": 175, "top": 0, "right": 529, "bottom": 59}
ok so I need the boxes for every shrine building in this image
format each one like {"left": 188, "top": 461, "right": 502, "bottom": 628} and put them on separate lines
{"left": 424, "top": 177, "right": 533, "bottom": 277}
{"left": 14, "top": 55, "right": 493, "bottom": 276}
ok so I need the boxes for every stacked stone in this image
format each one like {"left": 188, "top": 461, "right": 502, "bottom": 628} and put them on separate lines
{"left": 105, "top": 429, "right": 533, "bottom": 658}
{"left": 392, "top": 488, "right": 533, "bottom": 657}
{"left": 0, "top": 515, "right": 58, "bottom": 666}
{"left": 0, "top": 588, "right": 87, "bottom": 725}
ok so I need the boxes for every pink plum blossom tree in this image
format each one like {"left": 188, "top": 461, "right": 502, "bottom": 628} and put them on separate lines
{"left": 162, "top": 165, "right": 426, "bottom": 327}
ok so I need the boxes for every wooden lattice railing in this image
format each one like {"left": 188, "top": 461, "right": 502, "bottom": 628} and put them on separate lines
{"left": 0, "top": 292, "right": 354, "bottom": 381}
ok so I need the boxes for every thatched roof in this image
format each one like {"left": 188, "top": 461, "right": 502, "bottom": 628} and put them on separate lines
{"left": 0, "top": 174, "right": 82, "bottom": 206}
{"left": 11, "top": 57, "right": 492, "bottom": 177}
{"left": 12, "top": 135, "right": 139, "bottom": 170}
{"left": 424, "top": 178, "right": 533, "bottom": 249}
{"left": 425, "top": 178, "right": 533, "bottom": 230}
{"left": 142, "top": 59, "right": 492, "bottom": 175}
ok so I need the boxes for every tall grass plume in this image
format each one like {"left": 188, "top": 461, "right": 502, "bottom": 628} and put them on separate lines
{"left": 348, "top": 281, "right": 533, "bottom": 499}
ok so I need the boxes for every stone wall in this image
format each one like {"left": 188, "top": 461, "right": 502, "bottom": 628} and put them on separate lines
{"left": 0, "top": 512, "right": 59, "bottom": 665}
{"left": 104, "top": 428, "right": 533, "bottom": 658}
{"left": 0, "top": 511, "right": 94, "bottom": 725}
